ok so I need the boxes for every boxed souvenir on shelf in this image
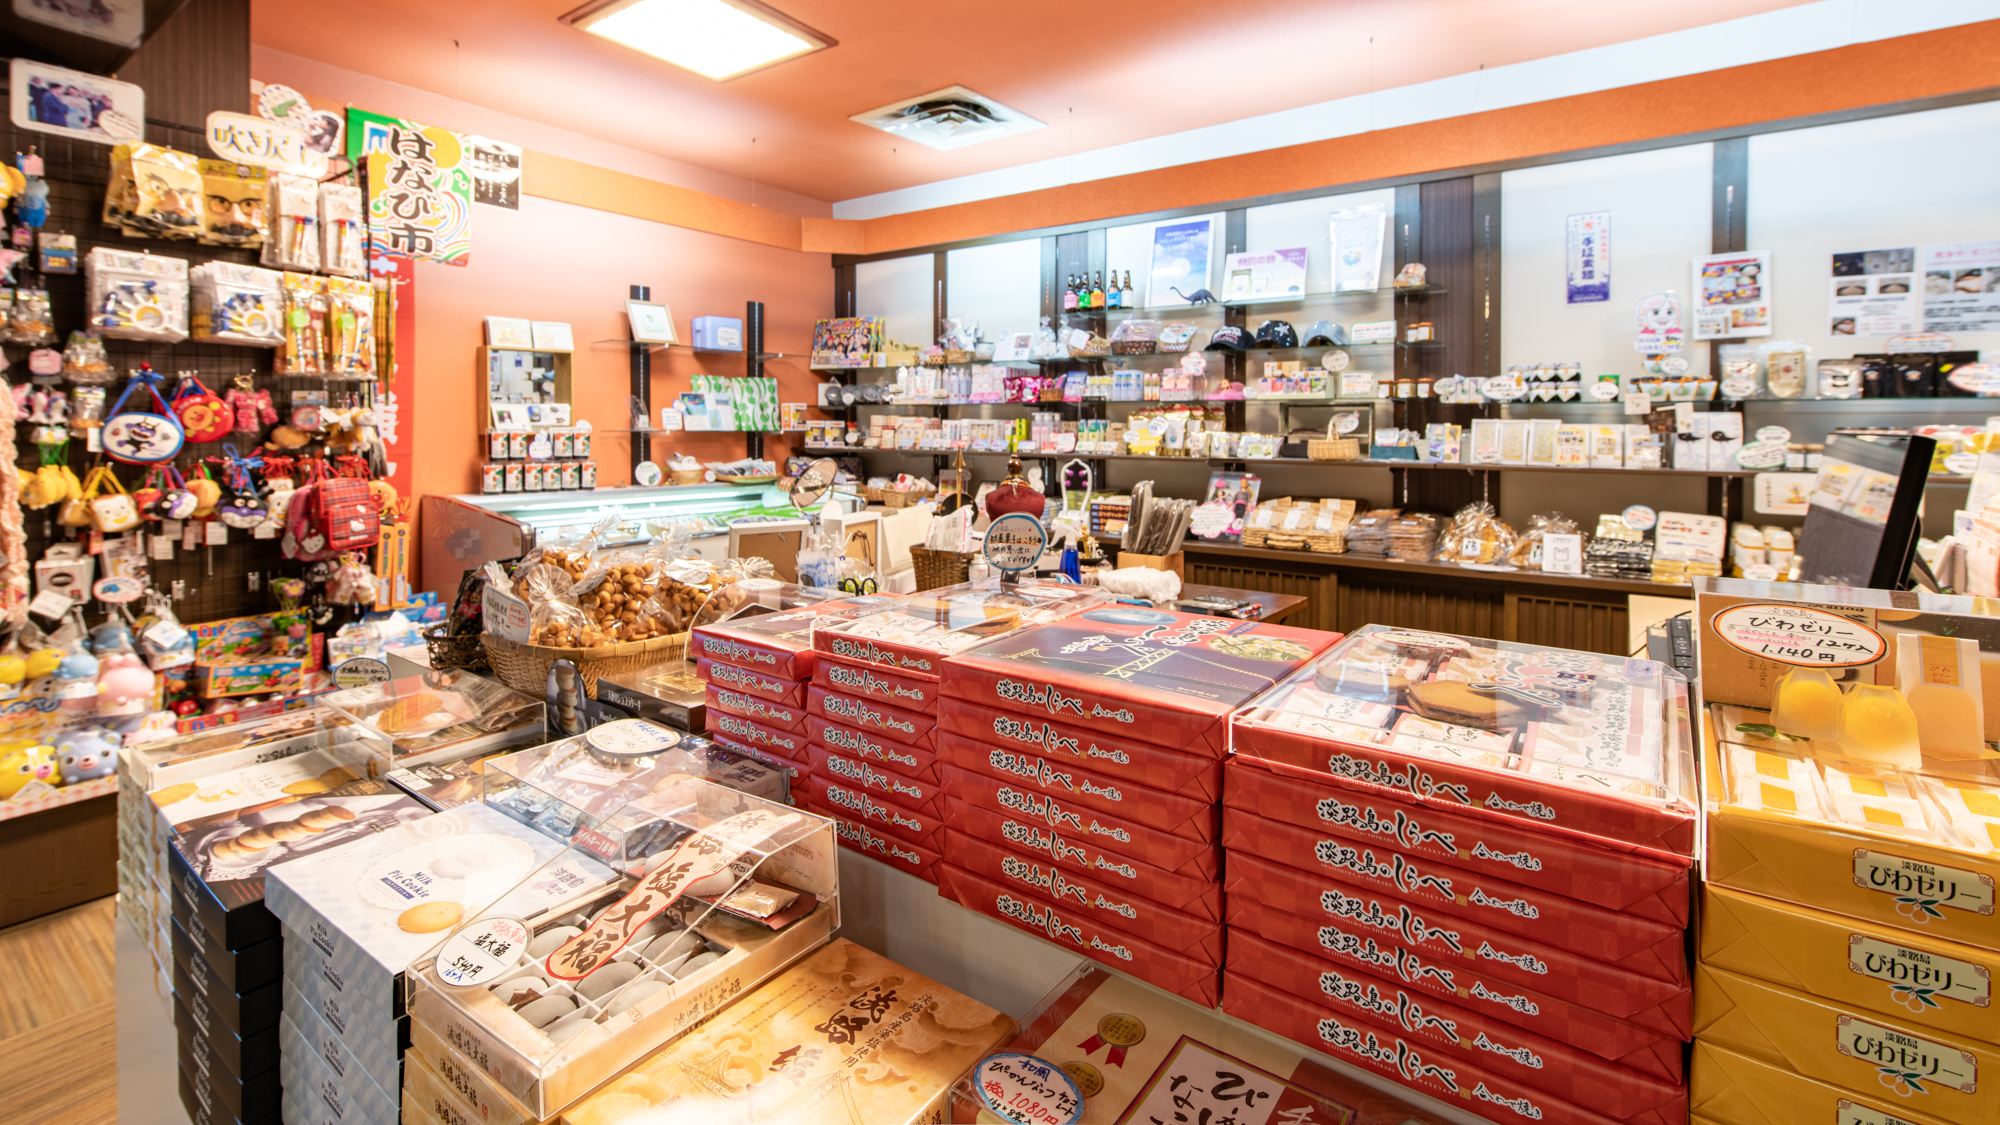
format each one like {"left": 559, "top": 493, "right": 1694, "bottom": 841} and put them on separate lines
{"left": 1230, "top": 624, "right": 1698, "bottom": 856}
{"left": 811, "top": 580, "right": 1111, "bottom": 680}
{"left": 1696, "top": 577, "right": 2000, "bottom": 950}
{"left": 321, "top": 670, "right": 545, "bottom": 770}
{"left": 950, "top": 962, "right": 1452, "bottom": 1125}
{"left": 403, "top": 777, "right": 838, "bottom": 1119}
{"left": 550, "top": 939, "right": 1013, "bottom": 1125}
{"left": 482, "top": 718, "right": 788, "bottom": 867}
{"left": 942, "top": 605, "right": 1339, "bottom": 757}
{"left": 686, "top": 583, "right": 868, "bottom": 680}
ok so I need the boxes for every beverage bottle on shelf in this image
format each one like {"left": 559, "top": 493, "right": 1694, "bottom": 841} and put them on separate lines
{"left": 1122, "top": 271, "right": 1136, "bottom": 306}
{"left": 1091, "top": 272, "right": 1106, "bottom": 310}
{"left": 1063, "top": 274, "right": 1078, "bottom": 312}
{"left": 1107, "top": 272, "right": 1122, "bottom": 309}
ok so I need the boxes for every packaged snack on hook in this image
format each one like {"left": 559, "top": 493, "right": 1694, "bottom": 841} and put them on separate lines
{"left": 260, "top": 174, "right": 321, "bottom": 271}
{"left": 128, "top": 145, "right": 203, "bottom": 239}
{"left": 190, "top": 262, "right": 285, "bottom": 347}
{"left": 322, "top": 276, "right": 376, "bottom": 378}
{"left": 102, "top": 145, "right": 139, "bottom": 233}
{"left": 276, "top": 272, "right": 327, "bottom": 373}
{"left": 61, "top": 330, "right": 111, "bottom": 384}
{"left": 85, "top": 247, "right": 189, "bottom": 343}
{"left": 7, "top": 287, "right": 54, "bottom": 345}
{"left": 196, "top": 160, "right": 268, "bottom": 248}
{"left": 318, "top": 182, "right": 364, "bottom": 278}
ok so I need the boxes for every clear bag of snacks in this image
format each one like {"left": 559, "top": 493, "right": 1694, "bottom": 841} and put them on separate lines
{"left": 1436, "top": 501, "right": 1517, "bottom": 567}
{"left": 1508, "top": 510, "right": 1578, "bottom": 569}
{"left": 7, "top": 287, "right": 54, "bottom": 345}
{"left": 85, "top": 247, "right": 189, "bottom": 343}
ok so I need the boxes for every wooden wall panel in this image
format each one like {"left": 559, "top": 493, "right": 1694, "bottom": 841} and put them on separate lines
{"left": 1185, "top": 559, "right": 1336, "bottom": 632}
{"left": 1337, "top": 576, "right": 1503, "bottom": 639}
{"left": 114, "top": 0, "right": 249, "bottom": 132}
{"left": 1507, "top": 591, "right": 1631, "bottom": 655}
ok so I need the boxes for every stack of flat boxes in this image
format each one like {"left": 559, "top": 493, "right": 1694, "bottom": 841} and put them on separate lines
{"left": 932, "top": 608, "right": 1337, "bottom": 1007}
{"left": 689, "top": 601, "right": 843, "bottom": 815}
{"left": 1223, "top": 627, "right": 1699, "bottom": 1125}
{"left": 806, "top": 655, "right": 949, "bottom": 882}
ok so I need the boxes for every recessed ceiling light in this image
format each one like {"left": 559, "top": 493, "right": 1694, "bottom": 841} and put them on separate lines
{"left": 851, "top": 86, "right": 1045, "bottom": 151}
{"left": 562, "top": 0, "right": 834, "bottom": 81}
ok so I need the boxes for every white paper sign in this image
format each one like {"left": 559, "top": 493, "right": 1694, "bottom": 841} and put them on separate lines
{"left": 1693, "top": 250, "right": 1774, "bottom": 340}
{"left": 1828, "top": 248, "right": 1918, "bottom": 337}
{"left": 1923, "top": 241, "right": 2000, "bottom": 334}
{"left": 206, "top": 111, "right": 329, "bottom": 176}
{"left": 1542, "top": 533, "right": 1583, "bottom": 575}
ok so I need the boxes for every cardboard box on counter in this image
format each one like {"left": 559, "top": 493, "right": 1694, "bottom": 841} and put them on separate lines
{"left": 280, "top": 975, "right": 397, "bottom": 1119}
{"left": 937, "top": 696, "right": 1222, "bottom": 801}
{"left": 807, "top": 715, "right": 942, "bottom": 782}
{"left": 1691, "top": 1038, "right": 1957, "bottom": 1125}
{"left": 405, "top": 1020, "right": 533, "bottom": 1125}
{"left": 807, "top": 685, "right": 937, "bottom": 748}
{"left": 941, "top": 736, "right": 1218, "bottom": 843}
{"left": 944, "top": 769, "right": 1220, "bottom": 879}
{"left": 173, "top": 993, "right": 277, "bottom": 1086}
{"left": 808, "top": 743, "right": 944, "bottom": 813}
{"left": 812, "top": 658, "right": 941, "bottom": 713}
{"left": 945, "top": 796, "right": 1222, "bottom": 919}
{"left": 279, "top": 1009, "right": 399, "bottom": 1125}
{"left": 172, "top": 950, "right": 278, "bottom": 1042}
{"left": 1229, "top": 754, "right": 1692, "bottom": 926}
{"left": 689, "top": 589, "right": 877, "bottom": 681}
{"left": 707, "top": 712, "right": 808, "bottom": 760}
{"left": 936, "top": 862, "right": 1220, "bottom": 1006}
{"left": 694, "top": 656, "right": 806, "bottom": 706}
{"left": 169, "top": 899, "right": 279, "bottom": 996}
{"left": 813, "top": 582, "right": 1109, "bottom": 681}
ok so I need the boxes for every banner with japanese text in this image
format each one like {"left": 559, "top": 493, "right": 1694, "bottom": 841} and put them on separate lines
{"left": 346, "top": 107, "right": 471, "bottom": 266}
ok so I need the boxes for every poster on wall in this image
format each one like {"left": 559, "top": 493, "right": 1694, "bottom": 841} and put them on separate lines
{"left": 1921, "top": 240, "right": 2000, "bottom": 334}
{"left": 348, "top": 107, "right": 473, "bottom": 267}
{"left": 1827, "top": 247, "right": 1916, "bottom": 336}
{"left": 1147, "top": 218, "right": 1214, "bottom": 307}
{"left": 465, "top": 135, "right": 521, "bottom": 210}
{"left": 8, "top": 59, "right": 141, "bottom": 144}
{"left": 1692, "top": 250, "right": 1773, "bottom": 340}
{"left": 1565, "top": 211, "right": 1610, "bottom": 304}
{"left": 1221, "top": 249, "right": 1307, "bottom": 301}
{"left": 1329, "top": 205, "right": 1386, "bottom": 292}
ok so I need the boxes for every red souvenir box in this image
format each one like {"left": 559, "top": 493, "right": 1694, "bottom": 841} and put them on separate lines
{"left": 807, "top": 744, "right": 943, "bottom": 815}
{"left": 807, "top": 686, "right": 937, "bottom": 749}
{"left": 1228, "top": 756, "right": 1692, "bottom": 927}
{"left": 942, "top": 829, "right": 1222, "bottom": 963}
{"left": 940, "top": 734, "right": 1218, "bottom": 843}
{"left": 813, "top": 660, "right": 942, "bottom": 714}
{"left": 1216, "top": 856, "right": 1688, "bottom": 1032}
{"left": 1228, "top": 928, "right": 1686, "bottom": 1123}
{"left": 805, "top": 716, "right": 942, "bottom": 781}
{"left": 689, "top": 588, "right": 876, "bottom": 680}
{"left": 707, "top": 732, "right": 810, "bottom": 780}
{"left": 812, "top": 581, "right": 1110, "bottom": 681}
{"left": 1224, "top": 972, "right": 1630, "bottom": 1125}
{"left": 937, "top": 697, "right": 1223, "bottom": 802}
{"left": 697, "top": 657, "right": 807, "bottom": 706}
{"left": 937, "top": 862, "right": 1220, "bottom": 1007}
{"left": 706, "top": 684, "right": 809, "bottom": 732}
{"left": 1230, "top": 625, "right": 1697, "bottom": 857}
{"left": 806, "top": 774, "right": 941, "bottom": 846}
{"left": 943, "top": 608, "right": 1337, "bottom": 759}
{"left": 943, "top": 767, "right": 1218, "bottom": 878}
{"left": 708, "top": 712, "right": 808, "bottom": 760}
{"left": 1224, "top": 812, "right": 1685, "bottom": 984}
{"left": 831, "top": 815, "right": 942, "bottom": 882}
{"left": 945, "top": 797, "right": 1222, "bottom": 919}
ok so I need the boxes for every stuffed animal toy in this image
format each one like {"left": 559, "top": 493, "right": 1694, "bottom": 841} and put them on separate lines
{"left": 90, "top": 620, "right": 135, "bottom": 655}
{"left": 0, "top": 740, "right": 57, "bottom": 797}
{"left": 24, "top": 647, "right": 64, "bottom": 680}
{"left": 263, "top": 424, "right": 311, "bottom": 452}
{"left": 54, "top": 728, "right": 118, "bottom": 784}
{"left": 322, "top": 407, "right": 377, "bottom": 455}
{"left": 189, "top": 473, "right": 221, "bottom": 517}
{"left": 97, "top": 652, "right": 155, "bottom": 706}
{"left": 368, "top": 478, "right": 398, "bottom": 518}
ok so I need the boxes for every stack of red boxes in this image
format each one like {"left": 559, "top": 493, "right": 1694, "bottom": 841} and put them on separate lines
{"left": 1221, "top": 625, "right": 1699, "bottom": 1125}
{"left": 933, "top": 605, "right": 1338, "bottom": 1007}
{"left": 804, "top": 582, "right": 1112, "bottom": 884}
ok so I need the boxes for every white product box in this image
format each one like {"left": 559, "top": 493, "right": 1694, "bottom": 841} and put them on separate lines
{"left": 1589, "top": 424, "right": 1625, "bottom": 469}
{"left": 267, "top": 802, "right": 577, "bottom": 1096}
{"left": 1674, "top": 413, "right": 1710, "bottom": 470}
{"left": 1708, "top": 412, "right": 1744, "bottom": 470}
{"left": 281, "top": 1010, "right": 400, "bottom": 1125}
{"left": 282, "top": 975, "right": 397, "bottom": 1120}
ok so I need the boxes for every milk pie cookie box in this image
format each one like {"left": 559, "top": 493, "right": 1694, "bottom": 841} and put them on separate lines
{"left": 950, "top": 962, "right": 1452, "bottom": 1125}
{"left": 813, "top": 580, "right": 1112, "bottom": 681}
{"left": 552, "top": 938, "right": 1015, "bottom": 1125}
{"left": 1230, "top": 625, "right": 1697, "bottom": 857}
{"left": 942, "top": 606, "right": 1340, "bottom": 758}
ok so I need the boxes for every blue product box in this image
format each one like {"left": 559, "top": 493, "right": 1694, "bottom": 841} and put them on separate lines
{"left": 693, "top": 315, "right": 743, "bottom": 351}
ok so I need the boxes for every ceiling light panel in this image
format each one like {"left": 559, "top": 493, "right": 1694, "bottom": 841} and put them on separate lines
{"left": 851, "top": 86, "right": 1045, "bottom": 151}
{"left": 565, "top": 0, "right": 832, "bottom": 81}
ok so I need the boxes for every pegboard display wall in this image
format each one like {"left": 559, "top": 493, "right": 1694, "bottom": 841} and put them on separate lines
{"left": 0, "top": 107, "right": 378, "bottom": 629}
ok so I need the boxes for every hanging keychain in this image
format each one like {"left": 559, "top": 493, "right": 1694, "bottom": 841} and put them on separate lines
{"left": 214, "top": 444, "right": 267, "bottom": 529}
{"left": 101, "top": 364, "right": 187, "bottom": 464}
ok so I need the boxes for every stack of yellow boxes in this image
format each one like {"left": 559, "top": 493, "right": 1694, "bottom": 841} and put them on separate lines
{"left": 1694, "top": 580, "right": 2000, "bottom": 1125}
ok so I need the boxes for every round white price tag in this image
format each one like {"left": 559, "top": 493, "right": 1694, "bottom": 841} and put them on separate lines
{"left": 1755, "top": 426, "right": 1792, "bottom": 444}
{"left": 1736, "top": 440, "right": 1789, "bottom": 469}
{"left": 1481, "top": 375, "right": 1525, "bottom": 402}
{"left": 92, "top": 575, "right": 146, "bottom": 604}
{"left": 434, "top": 916, "right": 532, "bottom": 988}
{"left": 1621, "top": 505, "right": 1657, "bottom": 532}
{"left": 1946, "top": 452, "right": 1981, "bottom": 475}
{"left": 983, "top": 514, "right": 1048, "bottom": 574}
{"left": 1948, "top": 363, "right": 2000, "bottom": 395}
{"left": 1323, "top": 349, "right": 1350, "bottom": 372}
{"left": 586, "top": 718, "right": 684, "bottom": 761}
{"left": 1588, "top": 381, "right": 1622, "bottom": 402}
{"left": 1742, "top": 564, "right": 1781, "bottom": 582}
{"left": 333, "top": 658, "right": 390, "bottom": 689}
{"left": 528, "top": 435, "right": 554, "bottom": 461}
{"left": 1658, "top": 355, "right": 1691, "bottom": 376}
{"left": 1332, "top": 412, "right": 1362, "bottom": 435}
{"left": 972, "top": 1053, "right": 1085, "bottom": 1125}
{"left": 1710, "top": 603, "right": 1887, "bottom": 667}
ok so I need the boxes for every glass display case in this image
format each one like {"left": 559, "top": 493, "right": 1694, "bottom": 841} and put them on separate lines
{"left": 321, "top": 670, "right": 546, "bottom": 771}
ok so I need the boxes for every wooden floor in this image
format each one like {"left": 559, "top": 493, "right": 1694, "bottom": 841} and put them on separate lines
{"left": 0, "top": 896, "right": 117, "bottom": 1125}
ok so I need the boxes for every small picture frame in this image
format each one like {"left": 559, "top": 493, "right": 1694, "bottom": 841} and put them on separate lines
{"left": 10, "top": 59, "right": 144, "bottom": 145}
{"left": 626, "top": 300, "right": 677, "bottom": 345}
{"left": 530, "top": 320, "right": 573, "bottom": 352}
{"left": 484, "top": 316, "right": 532, "bottom": 348}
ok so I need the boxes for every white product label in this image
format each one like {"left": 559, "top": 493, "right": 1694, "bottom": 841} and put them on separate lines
{"left": 332, "top": 658, "right": 391, "bottom": 688}
{"left": 1736, "top": 440, "right": 1789, "bottom": 469}
{"left": 1852, "top": 850, "right": 1996, "bottom": 920}
{"left": 1710, "top": 603, "right": 1887, "bottom": 667}
{"left": 1838, "top": 1100, "right": 1926, "bottom": 1125}
{"left": 1946, "top": 453, "right": 1980, "bottom": 475}
{"left": 434, "top": 916, "right": 532, "bottom": 988}
{"left": 1835, "top": 1015, "right": 1977, "bottom": 1093}
{"left": 585, "top": 718, "right": 683, "bottom": 759}
{"left": 1333, "top": 411, "right": 1362, "bottom": 434}
{"left": 1542, "top": 533, "right": 1584, "bottom": 576}
{"left": 1848, "top": 935, "right": 1992, "bottom": 1009}
{"left": 1756, "top": 425, "right": 1793, "bottom": 443}
{"left": 1621, "top": 504, "right": 1657, "bottom": 531}
{"left": 972, "top": 1052, "right": 1084, "bottom": 1125}
{"left": 27, "top": 590, "right": 71, "bottom": 618}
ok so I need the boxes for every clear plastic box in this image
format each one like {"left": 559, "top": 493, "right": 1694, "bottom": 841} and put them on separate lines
{"left": 320, "top": 670, "right": 546, "bottom": 770}
{"left": 406, "top": 777, "right": 837, "bottom": 1118}
{"left": 482, "top": 718, "right": 790, "bottom": 869}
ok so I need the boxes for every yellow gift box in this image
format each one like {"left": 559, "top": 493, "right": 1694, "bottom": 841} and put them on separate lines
{"left": 1704, "top": 884, "right": 2000, "bottom": 1045}
{"left": 1696, "top": 962, "right": 1996, "bottom": 1122}
{"left": 1693, "top": 1038, "right": 1958, "bottom": 1125}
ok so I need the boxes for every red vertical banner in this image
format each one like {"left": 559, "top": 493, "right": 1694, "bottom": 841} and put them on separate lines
{"left": 372, "top": 254, "right": 417, "bottom": 498}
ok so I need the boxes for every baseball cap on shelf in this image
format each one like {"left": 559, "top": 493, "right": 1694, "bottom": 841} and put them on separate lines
{"left": 1303, "top": 320, "right": 1348, "bottom": 346}
{"left": 1205, "top": 326, "right": 1253, "bottom": 352}
{"left": 1254, "top": 320, "right": 1299, "bottom": 348}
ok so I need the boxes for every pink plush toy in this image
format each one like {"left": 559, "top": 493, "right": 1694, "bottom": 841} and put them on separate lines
{"left": 96, "top": 652, "right": 156, "bottom": 706}
{"left": 226, "top": 388, "right": 278, "bottom": 436}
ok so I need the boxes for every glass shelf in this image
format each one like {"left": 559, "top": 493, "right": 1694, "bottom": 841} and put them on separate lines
{"left": 1084, "top": 284, "right": 1447, "bottom": 316}
{"left": 590, "top": 341, "right": 782, "bottom": 360}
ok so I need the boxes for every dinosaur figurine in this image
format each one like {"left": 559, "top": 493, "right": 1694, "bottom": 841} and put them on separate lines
{"left": 1172, "top": 287, "right": 1216, "bottom": 305}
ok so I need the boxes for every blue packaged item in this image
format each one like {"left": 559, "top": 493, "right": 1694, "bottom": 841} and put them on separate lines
{"left": 692, "top": 316, "right": 743, "bottom": 351}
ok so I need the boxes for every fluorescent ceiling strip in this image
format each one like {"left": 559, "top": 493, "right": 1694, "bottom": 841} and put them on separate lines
{"left": 831, "top": 0, "right": 2000, "bottom": 219}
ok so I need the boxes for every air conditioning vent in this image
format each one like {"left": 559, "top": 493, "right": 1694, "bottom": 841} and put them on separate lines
{"left": 850, "top": 85, "right": 1044, "bottom": 152}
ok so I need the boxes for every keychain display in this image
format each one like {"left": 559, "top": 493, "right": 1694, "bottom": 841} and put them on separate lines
{"left": 168, "top": 371, "right": 234, "bottom": 441}
{"left": 323, "top": 276, "right": 376, "bottom": 377}
{"left": 186, "top": 464, "right": 220, "bottom": 517}
{"left": 324, "top": 552, "right": 377, "bottom": 606}
{"left": 276, "top": 272, "right": 325, "bottom": 372}
{"left": 61, "top": 330, "right": 111, "bottom": 384}
{"left": 318, "top": 182, "right": 364, "bottom": 277}
{"left": 213, "top": 445, "right": 267, "bottom": 528}
{"left": 100, "top": 364, "right": 186, "bottom": 464}
{"left": 15, "top": 149, "right": 48, "bottom": 231}
{"left": 190, "top": 262, "right": 284, "bottom": 346}
{"left": 80, "top": 466, "right": 139, "bottom": 532}
{"left": 85, "top": 248, "right": 189, "bottom": 343}
{"left": 156, "top": 464, "right": 198, "bottom": 520}
{"left": 260, "top": 173, "right": 320, "bottom": 271}
{"left": 197, "top": 159, "right": 268, "bottom": 248}
{"left": 6, "top": 287, "right": 53, "bottom": 345}
{"left": 225, "top": 376, "right": 276, "bottom": 438}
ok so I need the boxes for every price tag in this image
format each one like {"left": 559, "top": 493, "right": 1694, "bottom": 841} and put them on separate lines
{"left": 972, "top": 1053, "right": 1085, "bottom": 1125}
{"left": 27, "top": 589, "right": 71, "bottom": 619}
{"left": 1541, "top": 532, "right": 1583, "bottom": 575}
{"left": 1755, "top": 425, "right": 1792, "bottom": 443}
{"left": 205, "top": 522, "right": 229, "bottom": 545}
{"left": 333, "top": 658, "right": 391, "bottom": 688}
{"left": 1736, "top": 440, "right": 1789, "bottom": 469}
{"left": 1710, "top": 603, "right": 1887, "bottom": 667}
{"left": 1945, "top": 452, "right": 1980, "bottom": 475}
{"left": 150, "top": 534, "right": 175, "bottom": 560}
{"left": 660, "top": 409, "right": 684, "bottom": 432}
{"left": 1622, "top": 389, "right": 1652, "bottom": 415}
{"left": 1282, "top": 509, "right": 1306, "bottom": 530}
{"left": 1588, "top": 380, "right": 1622, "bottom": 402}
{"left": 1332, "top": 412, "right": 1361, "bottom": 435}
{"left": 1622, "top": 505, "right": 1657, "bottom": 532}
{"left": 1338, "top": 371, "right": 1373, "bottom": 397}
{"left": 143, "top": 620, "right": 189, "bottom": 650}
{"left": 433, "top": 916, "right": 533, "bottom": 988}
{"left": 585, "top": 718, "right": 684, "bottom": 761}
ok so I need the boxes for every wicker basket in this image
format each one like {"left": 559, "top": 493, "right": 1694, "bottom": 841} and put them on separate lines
{"left": 910, "top": 546, "right": 974, "bottom": 591}
{"left": 424, "top": 623, "right": 490, "bottom": 672}
{"left": 863, "top": 485, "right": 884, "bottom": 503}
{"left": 669, "top": 468, "right": 706, "bottom": 486}
{"left": 481, "top": 631, "right": 688, "bottom": 699}
{"left": 882, "top": 487, "right": 933, "bottom": 509}
{"left": 1112, "top": 340, "right": 1157, "bottom": 355}
{"left": 1308, "top": 436, "right": 1361, "bottom": 461}
{"left": 1264, "top": 531, "right": 1309, "bottom": 550}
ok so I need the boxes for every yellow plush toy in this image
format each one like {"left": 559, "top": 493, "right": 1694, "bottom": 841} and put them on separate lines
{"left": 0, "top": 740, "right": 58, "bottom": 798}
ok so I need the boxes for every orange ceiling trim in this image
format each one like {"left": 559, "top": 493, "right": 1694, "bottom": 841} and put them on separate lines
{"left": 522, "top": 150, "right": 807, "bottom": 252}
{"left": 843, "top": 19, "right": 2000, "bottom": 256}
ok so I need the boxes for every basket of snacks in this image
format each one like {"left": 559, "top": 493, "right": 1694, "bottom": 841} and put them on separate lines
{"left": 1111, "top": 319, "right": 1160, "bottom": 355}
